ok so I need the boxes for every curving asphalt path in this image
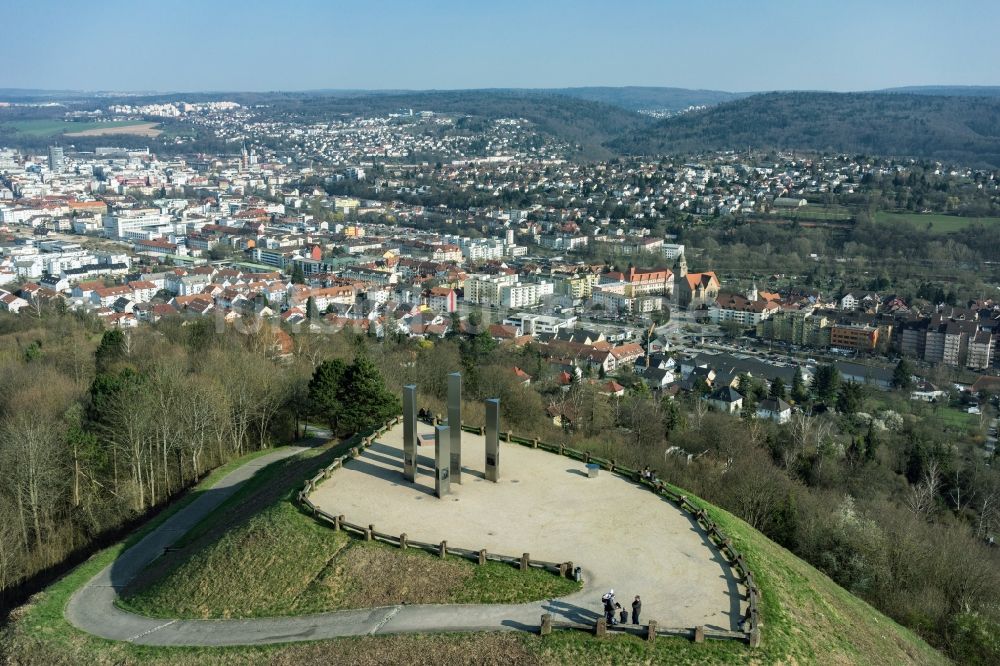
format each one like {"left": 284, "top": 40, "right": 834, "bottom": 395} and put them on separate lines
{"left": 64, "top": 446, "right": 594, "bottom": 646}
{"left": 66, "top": 443, "right": 741, "bottom": 647}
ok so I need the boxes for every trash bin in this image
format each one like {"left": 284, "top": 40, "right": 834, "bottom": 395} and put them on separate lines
{"left": 586, "top": 463, "right": 600, "bottom": 478}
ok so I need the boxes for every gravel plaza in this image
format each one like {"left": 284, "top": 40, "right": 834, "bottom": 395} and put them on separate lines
{"left": 311, "top": 419, "right": 746, "bottom": 632}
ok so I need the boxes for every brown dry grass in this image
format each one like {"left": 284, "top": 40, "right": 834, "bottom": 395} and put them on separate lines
{"left": 327, "top": 541, "right": 475, "bottom": 607}
{"left": 65, "top": 122, "right": 161, "bottom": 137}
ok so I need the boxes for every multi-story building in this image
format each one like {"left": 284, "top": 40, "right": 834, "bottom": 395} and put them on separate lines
{"left": 925, "top": 316, "right": 977, "bottom": 366}
{"left": 662, "top": 243, "right": 685, "bottom": 261}
{"left": 537, "top": 234, "right": 588, "bottom": 251}
{"left": 553, "top": 273, "right": 600, "bottom": 300}
{"left": 252, "top": 247, "right": 291, "bottom": 268}
{"left": 595, "top": 236, "right": 664, "bottom": 256}
{"left": 134, "top": 238, "right": 181, "bottom": 257}
{"left": 757, "top": 307, "right": 829, "bottom": 347}
{"left": 48, "top": 146, "right": 64, "bottom": 172}
{"left": 103, "top": 209, "right": 172, "bottom": 240}
{"left": 709, "top": 287, "right": 779, "bottom": 326}
{"left": 457, "top": 239, "right": 504, "bottom": 261}
{"left": 830, "top": 323, "right": 879, "bottom": 352}
{"left": 503, "top": 312, "right": 576, "bottom": 335}
{"left": 340, "top": 265, "right": 397, "bottom": 286}
{"left": 500, "top": 280, "right": 553, "bottom": 309}
{"left": 967, "top": 331, "right": 994, "bottom": 370}
{"left": 464, "top": 273, "right": 518, "bottom": 307}
{"left": 428, "top": 287, "right": 457, "bottom": 313}
{"left": 602, "top": 266, "right": 674, "bottom": 299}
{"left": 592, "top": 282, "right": 664, "bottom": 314}
{"left": 897, "top": 318, "right": 928, "bottom": 358}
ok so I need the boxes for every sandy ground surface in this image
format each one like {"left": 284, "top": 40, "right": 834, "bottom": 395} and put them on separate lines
{"left": 65, "top": 122, "right": 162, "bottom": 137}
{"left": 311, "top": 422, "right": 744, "bottom": 631}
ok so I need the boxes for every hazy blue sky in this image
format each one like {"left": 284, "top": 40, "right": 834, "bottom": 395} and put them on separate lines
{"left": 4, "top": 0, "right": 999, "bottom": 92}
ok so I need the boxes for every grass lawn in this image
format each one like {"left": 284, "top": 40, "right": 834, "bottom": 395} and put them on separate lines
{"left": 875, "top": 210, "right": 1000, "bottom": 233}
{"left": 0, "top": 118, "right": 151, "bottom": 138}
{"left": 787, "top": 204, "right": 853, "bottom": 220}
{"left": 929, "top": 406, "right": 981, "bottom": 433}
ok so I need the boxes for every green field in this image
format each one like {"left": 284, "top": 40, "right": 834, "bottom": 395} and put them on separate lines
{"left": 930, "top": 406, "right": 982, "bottom": 432}
{"left": 0, "top": 119, "right": 151, "bottom": 137}
{"left": 875, "top": 210, "right": 1000, "bottom": 232}
{"left": 783, "top": 204, "right": 853, "bottom": 220}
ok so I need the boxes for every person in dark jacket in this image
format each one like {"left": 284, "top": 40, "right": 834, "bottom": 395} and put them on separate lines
{"left": 632, "top": 595, "right": 642, "bottom": 624}
{"left": 602, "top": 590, "right": 616, "bottom": 624}
{"left": 618, "top": 602, "right": 628, "bottom": 624}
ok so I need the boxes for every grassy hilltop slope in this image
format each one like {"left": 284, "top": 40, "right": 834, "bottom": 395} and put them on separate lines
{"left": 611, "top": 91, "right": 1000, "bottom": 167}
{"left": 3, "top": 444, "right": 946, "bottom": 666}
{"left": 116, "top": 446, "right": 577, "bottom": 619}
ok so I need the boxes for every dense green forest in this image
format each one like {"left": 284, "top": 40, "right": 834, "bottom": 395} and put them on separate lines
{"left": 613, "top": 92, "right": 1000, "bottom": 167}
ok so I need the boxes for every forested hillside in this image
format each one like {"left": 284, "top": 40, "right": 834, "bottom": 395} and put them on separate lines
{"left": 612, "top": 92, "right": 1000, "bottom": 166}
{"left": 0, "top": 312, "right": 313, "bottom": 618}
{"left": 540, "top": 86, "right": 748, "bottom": 111}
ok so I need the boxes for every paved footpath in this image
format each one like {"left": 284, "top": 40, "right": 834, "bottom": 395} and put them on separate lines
{"left": 67, "top": 442, "right": 743, "bottom": 647}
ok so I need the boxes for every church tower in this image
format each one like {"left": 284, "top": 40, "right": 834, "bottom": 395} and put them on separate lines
{"left": 747, "top": 280, "right": 758, "bottom": 302}
{"left": 673, "top": 253, "right": 688, "bottom": 306}
{"left": 674, "top": 252, "right": 688, "bottom": 279}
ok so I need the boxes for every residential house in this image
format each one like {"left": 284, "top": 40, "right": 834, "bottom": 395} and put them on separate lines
{"left": 0, "top": 290, "right": 28, "bottom": 313}
{"left": 428, "top": 286, "right": 457, "bottom": 313}
{"left": 704, "top": 386, "right": 743, "bottom": 414}
{"left": 756, "top": 397, "right": 792, "bottom": 423}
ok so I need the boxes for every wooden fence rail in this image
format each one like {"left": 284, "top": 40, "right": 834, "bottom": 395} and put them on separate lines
{"left": 496, "top": 424, "right": 761, "bottom": 646}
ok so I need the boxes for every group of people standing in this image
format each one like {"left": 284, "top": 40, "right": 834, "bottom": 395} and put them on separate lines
{"left": 601, "top": 589, "right": 641, "bottom": 625}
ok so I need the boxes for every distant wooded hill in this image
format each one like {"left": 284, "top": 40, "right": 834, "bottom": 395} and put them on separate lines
{"left": 537, "top": 86, "right": 749, "bottom": 111}
{"left": 610, "top": 91, "right": 1000, "bottom": 166}
{"left": 879, "top": 85, "right": 1000, "bottom": 97}
{"left": 6, "top": 87, "right": 1000, "bottom": 165}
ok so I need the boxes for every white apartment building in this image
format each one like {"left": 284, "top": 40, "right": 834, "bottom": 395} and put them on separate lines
{"left": 500, "top": 280, "right": 553, "bottom": 309}
{"left": 103, "top": 210, "right": 172, "bottom": 240}
{"left": 967, "top": 332, "right": 994, "bottom": 370}
{"left": 464, "top": 273, "right": 518, "bottom": 307}
{"left": 460, "top": 240, "right": 504, "bottom": 261}
{"left": 662, "top": 243, "right": 685, "bottom": 260}
{"left": 503, "top": 312, "right": 577, "bottom": 335}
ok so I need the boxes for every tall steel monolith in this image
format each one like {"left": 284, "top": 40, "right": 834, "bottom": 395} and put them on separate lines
{"left": 435, "top": 424, "right": 451, "bottom": 498}
{"left": 485, "top": 398, "right": 500, "bottom": 482}
{"left": 403, "top": 384, "right": 417, "bottom": 482}
{"left": 448, "top": 372, "right": 462, "bottom": 483}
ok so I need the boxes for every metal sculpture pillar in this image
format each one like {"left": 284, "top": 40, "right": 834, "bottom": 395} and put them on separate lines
{"left": 403, "top": 384, "right": 417, "bottom": 482}
{"left": 448, "top": 372, "right": 462, "bottom": 484}
{"left": 485, "top": 398, "right": 500, "bottom": 482}
{"left": 435, "top": 424, "right": 451, "bottom": 498}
